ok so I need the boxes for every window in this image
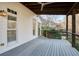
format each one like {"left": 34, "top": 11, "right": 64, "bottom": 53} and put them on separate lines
{"left": 7, "top": 30, "right": 16, "bottom": 42}
{"left": 38, "top": 23, "right": 41, "bottom": 36}
{"left": 7, "top": 15, "right": 16, "bottom": 42}
{"left": 8, "top": 15, "right": 16, "bottom": 29}
{"left": 33, "top": 19, "right": 36, "bottom": 35}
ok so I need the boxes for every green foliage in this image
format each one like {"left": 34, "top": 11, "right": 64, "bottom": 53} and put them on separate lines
{"left": 75, "top": 43, "right": 79, "bottom": 51}
{"left": 42, "top": 29, "right": 61, "bottom": 39}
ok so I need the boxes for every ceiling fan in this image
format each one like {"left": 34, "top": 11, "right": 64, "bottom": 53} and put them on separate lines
{"left": 38, "top": 2, "right": 53, "bottom": 11}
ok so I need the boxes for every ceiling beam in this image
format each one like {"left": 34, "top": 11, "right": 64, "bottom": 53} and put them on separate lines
{"left": 28, "top": 6, "right": 71, "bottom": 9}
{"left": 21, "top": 2, "right": 79, "bottom": 15}
{"left": 34, "top": 11, "right": 67, "bottom": 15}
{"left": 66, "top": 2, "right": 78, "bottom": 15}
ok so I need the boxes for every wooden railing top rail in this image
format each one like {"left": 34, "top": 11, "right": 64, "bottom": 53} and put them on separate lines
{"left": 63, "top": 31, "right": 79, "bottom": 37}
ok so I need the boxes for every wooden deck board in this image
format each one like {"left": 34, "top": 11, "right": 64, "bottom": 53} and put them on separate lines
{"left": 0, "top": 37, "right": 79, "bottom": 56}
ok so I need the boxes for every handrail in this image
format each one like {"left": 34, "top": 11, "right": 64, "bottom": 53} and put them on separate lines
{"left": 68, "top": 32, "right": 79, "bottom": 37}
{"left": 63, "top": 31, "right": 79, "bottom": 37}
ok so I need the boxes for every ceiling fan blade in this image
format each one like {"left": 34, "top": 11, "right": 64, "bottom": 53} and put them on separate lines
{"left": 41, "top": 4, "right": 44, "bottom": 11}
{"left": 38, "top": 2, "right": 42, "bottom": 4}
{"left": 38, "top": 2, "right": 54, "bottom": 5}
{"left": 38, "top": 2, "right": 54, "bottom": 11}
{"left": 44, "top": 2, "right": 54, "bottom": 5}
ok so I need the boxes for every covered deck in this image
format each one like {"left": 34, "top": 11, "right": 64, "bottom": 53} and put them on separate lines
{"left": 0, "top": 2, "right": 79, "bottom": 56}
{"left": 22, "top": 2, "right": 79, "bottom": 47}
{"left": 0, "top": 37, "right": 79, "bottom": 56}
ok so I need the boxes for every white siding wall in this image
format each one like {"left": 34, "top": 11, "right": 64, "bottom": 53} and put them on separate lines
{"left": 0, "top": 2, "right": 37, "bottom": 54}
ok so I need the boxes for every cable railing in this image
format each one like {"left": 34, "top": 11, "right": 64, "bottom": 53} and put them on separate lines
{"left": 62, "top": 31, "right": 79, "bottom": 51}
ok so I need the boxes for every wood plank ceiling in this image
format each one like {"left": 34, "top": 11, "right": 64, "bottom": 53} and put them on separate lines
{"left": 21, "top": 2, "right": 79, "bottom": 15}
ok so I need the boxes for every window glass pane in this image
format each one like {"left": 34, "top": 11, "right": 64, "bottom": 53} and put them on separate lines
{"left": 8, "top": 15, "right": 16, "bottom": 29}
{"left": 7, "top": 30, "right": 16, "bottom": 42}
{"left": 33, "top": 19, "right": 36, "bottom": 35}
{"left": 38, "top": 23, "right": 40, "bottom": 36}
{"left": 7, "top": 15, "right": 16, "bottom": 42}
{"left": 8, "top": 20, "right": 16, "bottom": 29}
{"left": 8, "top": 15, "right": 16, "bottom": 21}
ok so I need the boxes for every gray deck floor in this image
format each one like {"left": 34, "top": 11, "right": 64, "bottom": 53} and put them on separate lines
{"left": 0, "top": 37, "right": 79, "bottom": 56}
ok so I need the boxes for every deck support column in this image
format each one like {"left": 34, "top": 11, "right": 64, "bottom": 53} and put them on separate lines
{"left": 66, "top": 15, "right": 68, "bottom": 40}
{"left": 72, "top": 11, "right": 76, "bottom": 47}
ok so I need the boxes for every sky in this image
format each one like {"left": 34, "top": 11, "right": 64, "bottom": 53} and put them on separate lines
{"left": 40, "top": 15, "right": 66, "bottom": 23}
